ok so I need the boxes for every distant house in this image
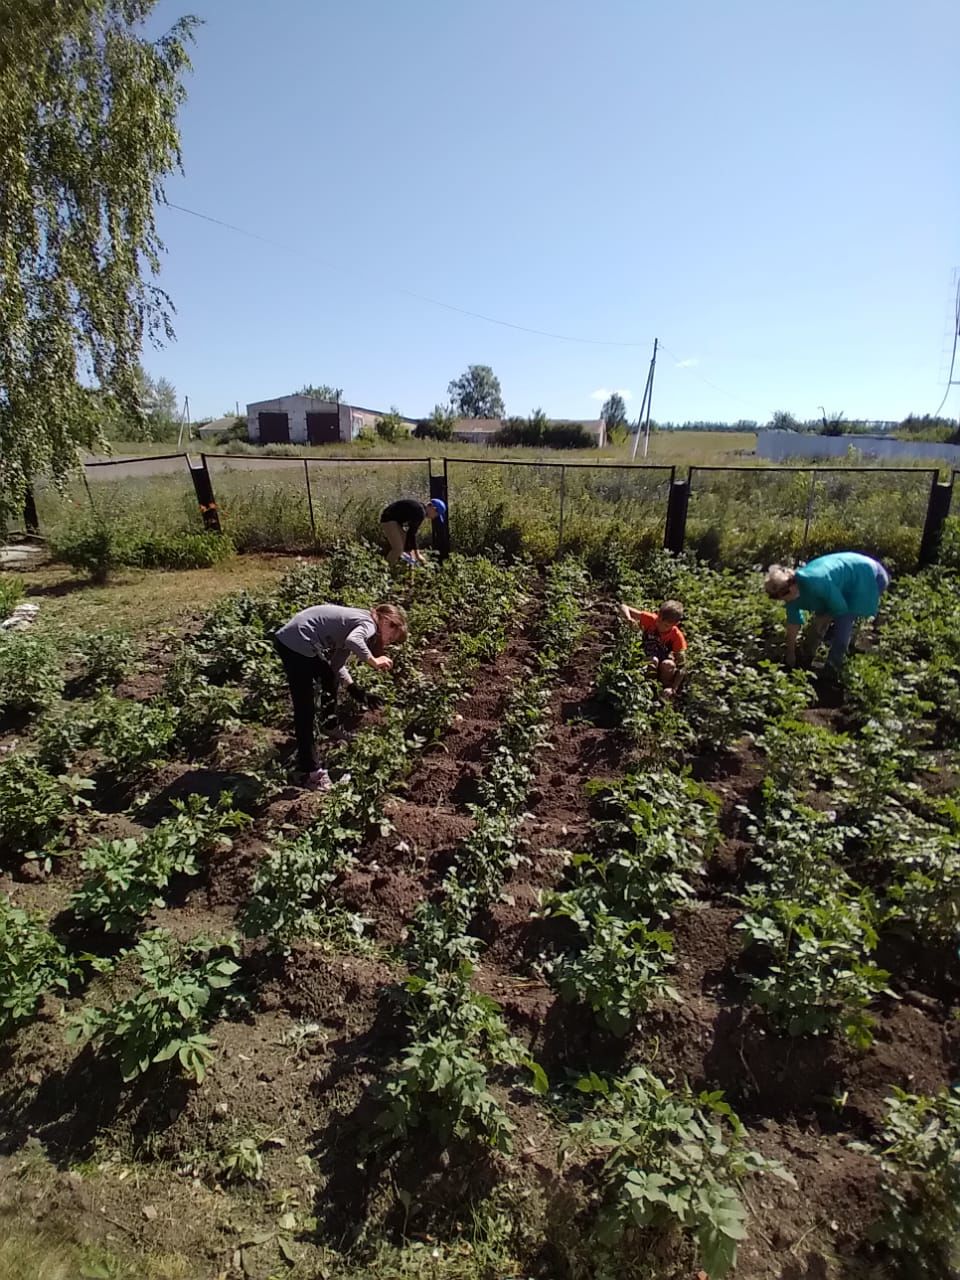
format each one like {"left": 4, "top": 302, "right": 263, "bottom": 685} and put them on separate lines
{"left": 246, "top": 395, "right": 417, "bottom": 445}
{"left": 452, "top": 418, "right": 607, "bottom": 448}
{"left": 195, "top": 415, "right": 238, "bottom": 439}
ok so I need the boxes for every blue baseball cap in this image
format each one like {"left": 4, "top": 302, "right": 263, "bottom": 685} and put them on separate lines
{"left": 429, "top": 498, "right": 447, "bottom": 522}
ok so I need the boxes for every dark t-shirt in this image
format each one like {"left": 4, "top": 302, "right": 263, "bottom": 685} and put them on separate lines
{"left": 380, "top": 498, "right": 426, "bottom": 551}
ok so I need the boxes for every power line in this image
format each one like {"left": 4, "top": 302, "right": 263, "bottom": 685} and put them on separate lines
{"left": 656, "top": 341, "right": 757, "bottom": 411}
{"left": 163, "top": 200, "right": 653, "bottom": 348}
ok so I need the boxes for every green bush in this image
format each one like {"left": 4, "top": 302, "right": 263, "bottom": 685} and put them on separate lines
{"left": 0, "top": 632, "right": 64, "bottom": 715}
{"left": 0, "top": 576, "right": 24, "bottom": 620}
{"left": 51, "top": 512, "right": 235, "bottom": 577}
{"left": 414, "top": 406, "right": 455, "bottom": 441}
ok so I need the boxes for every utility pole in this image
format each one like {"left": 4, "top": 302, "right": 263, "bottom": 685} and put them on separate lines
{"left": 631, "top": 337, "right": 659, "bottom": 461}
{"left": 176, "top": 395, "right": 192, "bottom": 449}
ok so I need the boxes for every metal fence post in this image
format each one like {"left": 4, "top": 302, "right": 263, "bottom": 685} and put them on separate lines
{"left": 558, "top": 465, "right": 566, "bottom": 554}
{"left": 430, "top": 458, "right": 450, "bottom": 561}
{"left": 303, "top": 459, "right": 316, "bottom": 540}
{"left": 918, "top": 472, "right": 955, "bottom": 566}
{"left": 801, "top": 470, "right": 817, "bottom": 558}
{"left": 191, "top": 455, "right": 222, "bottom": 533}
{"left": 664, "top": 476, "right": 690, "bottom": 553}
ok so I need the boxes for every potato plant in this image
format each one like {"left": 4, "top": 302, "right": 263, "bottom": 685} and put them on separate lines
{"left": 377, "top": 560, "right": 588, "bottom": 1151}
{"left": 568, "top": 1066, "right": 794, "bottom": 1277}
{"left": 543, "top": 769, "right": 718, "bottom": 1034}
{"left": 858, "top": 1086, "right": 960, "bottom": 1278}
{"left": 0, "top": 895, "right": 75, "bottom": 1036}
{"left": 0, "top": 631, "right": 64, "bottom": 716}
{"left": 67, "top": 929, "right": 240, "bottom": 1083}
{"left": 72, "top": 794, "right": 250, "bottom": 933}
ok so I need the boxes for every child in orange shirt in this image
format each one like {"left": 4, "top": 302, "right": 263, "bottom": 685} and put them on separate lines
{"left": 618, "top": 599, "right": 687, "bottom": 700}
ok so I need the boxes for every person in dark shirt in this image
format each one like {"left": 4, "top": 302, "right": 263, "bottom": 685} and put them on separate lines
{"left": 380, "top": 497, "right": 446, "bottom": 566}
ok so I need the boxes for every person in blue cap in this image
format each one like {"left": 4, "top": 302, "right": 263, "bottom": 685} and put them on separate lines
{"left": 764, "top": 551, "right": 890, "bottom": 671}
{"left": 379, "top": 496, "right": 446, "bottom": 567}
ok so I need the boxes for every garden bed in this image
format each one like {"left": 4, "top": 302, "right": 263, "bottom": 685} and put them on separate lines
{"left": 0, "top": 547, "right": 958, "bottom": 1280}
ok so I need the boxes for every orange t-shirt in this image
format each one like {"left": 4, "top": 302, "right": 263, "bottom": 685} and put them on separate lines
{"left": 638, "top": 611, "right": 687, "bottom": 660}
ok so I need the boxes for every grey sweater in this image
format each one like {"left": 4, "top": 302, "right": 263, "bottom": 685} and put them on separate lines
{"left": 275, "top": 605, "right": 377, "bottom": 682}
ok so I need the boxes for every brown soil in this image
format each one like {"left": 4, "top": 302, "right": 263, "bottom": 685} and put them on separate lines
{"left": 1, "top": 594, "right": 957, "bottom": 1280}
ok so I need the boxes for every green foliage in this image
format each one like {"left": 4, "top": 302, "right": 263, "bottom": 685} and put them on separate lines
{"left": 375, "top": 967, "right": 545, "bottom": 1153}
{"left": 0, "top": 575, "right": 24, "bottom": 619}
{"left": 495, "top": 410, "right": 596, "bottom": 450}
{"left": 51, "top": 514, "right": 235, "bottom": 579}
{"left": 414, "top": 404, "right": 456, "bottom": 441}
{"left": 860, "top": 1086, "right": 960, "bottom": 1277}
{"left": 0, "top": 631, "right": 64, "bottom": 715}
{"left": 545, "top": 769, "right": 717, "bottom": 1034}
{"left": 72, "top": 627, "right": 138, "bottom": 689}
{"left": 89, "top": 693, "right": 179, "bottom": 775}
{"left": 0, "top": 755, "right": 93, "bottom": 856}
{"left": 736, "top": 783, "right": 889, "bottom": 1045}
{"left": 218, "top": 1134, "right": 265, "bottom": 1184}
{"left": 569, "top": 1066, "right": 794, "bottom": 1277}
{"left": 72, "top": 794, "right": 250, "bottom": 933}
{"left": 894, "top": 413, "right": 959, "bottom": 444}
{"left": 296, "top": 382, "right": 343, "bottom": 401}
{"left": 374, "top": 408, "right": 406, "bottom": 443}
{"left": 0, "top": 1, "right": 196, "bottom": 520}
{"left": 239, "top": 785, "right": 370, "bottom": 951}
{"left": 549, "top": 913, "right": 677, "bottom": 1035}
{"left": 447, "top": 364, "right": 504, "bottom": 419}
{"left": 0, "top": 894, "right": 75, "bottom": 1036}
{"left": 67, "top": 929, "right": 240, "bottom": 1083}
{"left": 105, "top": 367, "right": 179, "bottom": 442}
{"left": 601, "top": 393, "right": 629, "bottom": 431}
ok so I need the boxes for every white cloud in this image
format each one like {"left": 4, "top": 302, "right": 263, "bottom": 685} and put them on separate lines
{"left": 590, "top": 387, "right": 633, "bottom": 402}
{"left": 674, "top": 358, "right": 699, "bottom": 369}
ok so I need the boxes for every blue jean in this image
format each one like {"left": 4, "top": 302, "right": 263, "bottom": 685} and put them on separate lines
{"left": 827, "top": 561, "right": 890, "bottom": 669}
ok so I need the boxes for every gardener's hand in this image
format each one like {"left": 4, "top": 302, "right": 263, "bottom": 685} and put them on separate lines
{"left": 369, "top": 655, "right": 393, "bottom": 671}
{"left": 347, "top": 685, "right": 384, "bottom": 709}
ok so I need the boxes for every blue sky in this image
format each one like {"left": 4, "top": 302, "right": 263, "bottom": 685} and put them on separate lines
{"left": 147, "top": 0, "right": 959, "bottom": 424}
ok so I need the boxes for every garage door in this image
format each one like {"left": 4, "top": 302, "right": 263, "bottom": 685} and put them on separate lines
{"left": 306, "top": 411, "right": 340, "bottom": 445}
{"left": 258, "top": 412, "right": 290, "bottom": 443}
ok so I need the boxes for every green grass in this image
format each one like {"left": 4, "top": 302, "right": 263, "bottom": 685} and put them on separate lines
{"left": 18, "top": 554, "right": 291, "bottom": 636}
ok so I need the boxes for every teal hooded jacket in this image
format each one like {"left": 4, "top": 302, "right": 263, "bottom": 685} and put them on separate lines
{"left": 785, "top": 552, "right": 885, "bottom": 624}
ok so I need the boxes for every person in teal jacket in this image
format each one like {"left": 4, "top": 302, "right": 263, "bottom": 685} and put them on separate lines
{"left": 764, "top": 552, "right": 891, "bottom": 670}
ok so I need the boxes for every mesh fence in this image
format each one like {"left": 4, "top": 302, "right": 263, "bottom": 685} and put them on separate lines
{"left": 29, "top": 454, "right": 200, "bottom": 543}
{"left": 206, "top": 453, "right": 432, "bottom": 551}
{"left": 446, "top": 460, "right": 673, "bottom": 562}
{"left": 687, "top": 466, "right": 938, "bottom": 570}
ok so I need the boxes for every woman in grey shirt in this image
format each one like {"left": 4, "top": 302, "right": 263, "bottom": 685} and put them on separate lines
{"left": 273, "top": 602, "right": 407, "bottom": 790}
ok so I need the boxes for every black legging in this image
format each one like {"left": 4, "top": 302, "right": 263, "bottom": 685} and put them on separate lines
{"left": 273, "top": 638, "right": 336, "bottom": 772}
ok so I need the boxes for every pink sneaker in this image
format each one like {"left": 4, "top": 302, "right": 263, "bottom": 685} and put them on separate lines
{"left": 304, "top": 768, "right": 332, "bottom": 792}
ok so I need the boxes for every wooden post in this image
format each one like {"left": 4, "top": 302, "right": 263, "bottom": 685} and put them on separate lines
{"left": 191, "top": 455, "right": 222, "bottom": 532}
{"left": 664, "top": 477, "right": 690, "bottom": 553}
{"left": 430, "top": 462, "right": 450, "bottom": 561}
{"left": 918, "top": 474, "right": 954, "bottom": 566}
